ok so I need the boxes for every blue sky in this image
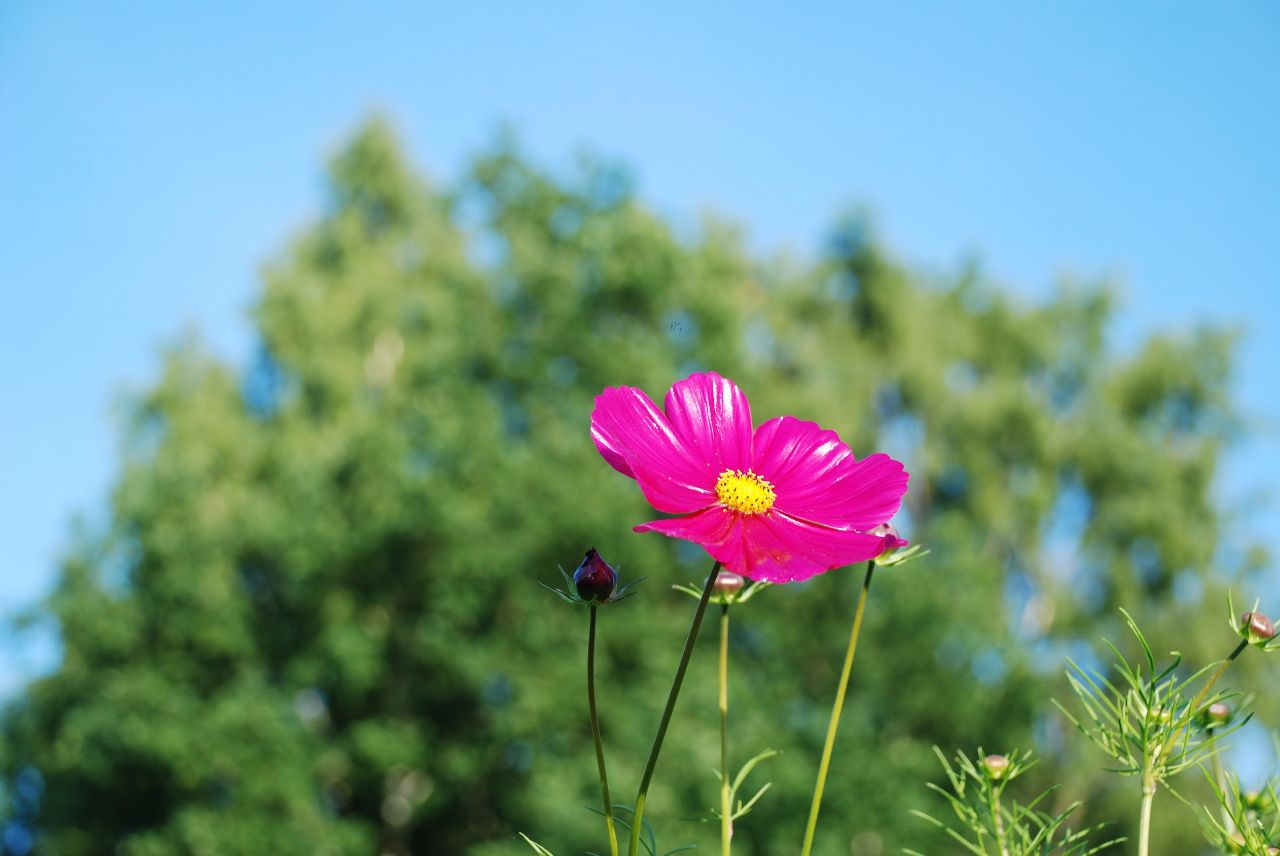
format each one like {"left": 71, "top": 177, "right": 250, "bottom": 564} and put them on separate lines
{"left": 2, "top": 1, "right": 1278, "bottom": 698}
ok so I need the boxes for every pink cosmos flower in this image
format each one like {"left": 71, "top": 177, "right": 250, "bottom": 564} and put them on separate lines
{"left": 591, "top": 371, "right": 910, "bottom": 583}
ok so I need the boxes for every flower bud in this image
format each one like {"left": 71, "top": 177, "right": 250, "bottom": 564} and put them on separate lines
{"left": 713, "top": 571, "right": 745, "bottom": 598}
{"left": 1203, "top": 702, "right": 1231, "bottom": 729}
{"left": 573, "top": 548, "right": 618, "bottom": 603}
{"left": 982, "top": 754, "right": 1010, "bottom": 781}
{"left": 870, "top": 523, "right": 909, "bottom": 560}
{"left": 1242, "top": 789, "right": 1275, "bottom": 814}
{"left": 1241, "top": 611, "right": 1277, "bottom": 646}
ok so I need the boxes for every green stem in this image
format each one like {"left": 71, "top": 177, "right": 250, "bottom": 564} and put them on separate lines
{"left": 1187, "top": 638, "right": 1248, "bottom": 716}
{"left": 1138, "top": 774, "right": 1156, "bottom": 856}
{"left": 719, "top": 603, "right": 732, "bottom": 856}
{"left": 627, "top": 561, "right": 721, "bottom": 856}
{"left": 588, "top": 606, "right": 620, "bottom": 856}
{"left": 1137, "top": 637, "right": 1246, "bottom": 856}
{"left": 989, "top": 784, "right": 1009, "bottom": 856}
{"left": 1208, "top": 729, "right": 1234, "bottom": 836}
{"left": 800, "top": 561, "right": 875, "bottom": 856}
{"left": 1165, "top": 638, "right": 1247, "bottom": 756}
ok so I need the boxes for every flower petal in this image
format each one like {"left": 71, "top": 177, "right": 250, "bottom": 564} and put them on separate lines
{"left": 878, "top": 531, "right": 910, "bottom": 553}
{"left": 635, "top": 507, "right": 742, "bottom": 565}
{"left": 736, "top": 512, "right": 888, "bottom": 583}
{"left": 635, "top": 508, "right": 886, "bottom": 583}
{"left": 753, "top": 416, "right": 908, "bottom": 529}
{"left": 663, "top": 371, "right": 754, "bottom": 475}
{"left": 591, "top": 385, "right": 715, "bottom": 513}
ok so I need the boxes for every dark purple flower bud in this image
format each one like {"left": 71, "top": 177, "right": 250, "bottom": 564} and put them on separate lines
{"left": 713, "top": 571, "right": 745, "bottom": 597}
{"left": 573, "top": 548, "right": 618, "bottom": 603}
{"left": 1241, "top": 611, "right": 1276, "bottom": 646}
{"left": 982, "top": 754, "right": 1010, "bottom": 781}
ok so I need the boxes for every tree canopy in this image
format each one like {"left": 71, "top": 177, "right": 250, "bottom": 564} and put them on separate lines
{"left": 1, "top": 120, "right": 1258, "bottom": 855}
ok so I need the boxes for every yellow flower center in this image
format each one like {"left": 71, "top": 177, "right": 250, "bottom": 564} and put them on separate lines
{"left": 714, "top": 468, "right": 776, "bottom": 515}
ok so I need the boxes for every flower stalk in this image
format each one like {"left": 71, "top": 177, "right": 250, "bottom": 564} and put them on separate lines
{"left": 801, "top": 560, "right": 875, "bottom": 856}
{"left": 1135, "top": 636, "right": 1247, "bottom": 856}
{"left": 587, "top": 605, "right": 620, "bottom": 856}
{"left": 719, "top": 601, "right": 732, "bottom": 856}
{"left": 1207, "top": 728, "right": 1234, "bottom": 835}
{"left": 627, "top": 561, "right": 721, "bottom": 856}
{"left": 1162, "top": 637, "right": 1247, "bottom": 760}
{"left": 1138, "top": 772, "right": 1156, "bottom": 856}
{"left": 982, "top": 757, "right": 1011, "bottom": 856}
{"left": 989, "top": 786, "right": 1009, "bottom": 856}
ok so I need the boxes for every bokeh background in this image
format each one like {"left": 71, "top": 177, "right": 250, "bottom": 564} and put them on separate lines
{"left": 3, "top": 3, "right": 1278, "bottom": 854}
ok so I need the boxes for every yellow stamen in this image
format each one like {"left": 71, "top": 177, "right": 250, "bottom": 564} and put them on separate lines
{"left": 714, "top": 469, "right": 776, "bottom": 515}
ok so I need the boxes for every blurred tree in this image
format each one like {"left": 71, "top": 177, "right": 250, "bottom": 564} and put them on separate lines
{"left": 0, "top": 119, "right": 1260, "bottom": 855}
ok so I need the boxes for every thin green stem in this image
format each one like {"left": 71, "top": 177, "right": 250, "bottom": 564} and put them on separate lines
{"left": 1208, "top": 729, "right": 1234, "bottom": 835}
{"left": 989, "top": 785, "right": 1009, "bottom": 856}
{"left": 588, "top": 606, "right": 620, "bottom": 856}
{"left": 719, "top": 603, "right": 732, "bottom": 856}
{"left": 1165, "top": 638, "right": 1247, "bottom": 756}
{"left": 1138, "top": 774, "right": 1156, "bottom": 856}
{"left": 800, "top": 561, "right": 875, "bottom": 856}
{"left": 1187, "top": 638, "right": 1248, "bottom": 717}
{"left": 627, "top": 561, "right": 721, "bottom": 856}
{"left": 1136, "top": 636, "right": 1246, "bottom": 856}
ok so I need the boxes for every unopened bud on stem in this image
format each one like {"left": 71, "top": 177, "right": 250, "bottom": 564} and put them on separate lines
{"left": 982, "top": 754, "right": 1010, "bottom": 781}
{"left": 573, "top": 548, "right": 618, "bottom": 603}
{"left": 1203, "top": 702, "right": 1231, "bottom": 729}
{"left": 870, "top": 523, "right": 909, "bottom": 561}
{"left": 713, "top": 571, "right": 745, "bottom": 598}
{"left": 1241, "top": 611, "right": 1277, "bottom": 646}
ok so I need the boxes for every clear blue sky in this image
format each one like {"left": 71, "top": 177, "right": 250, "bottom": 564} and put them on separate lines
{"left": 2, "top": 2, "right": 1278, "bottom": 697}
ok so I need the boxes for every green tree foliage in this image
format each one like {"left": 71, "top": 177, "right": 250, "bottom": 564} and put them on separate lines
{"left": 1, "top": 120, "right": 1257, "bottom": 854}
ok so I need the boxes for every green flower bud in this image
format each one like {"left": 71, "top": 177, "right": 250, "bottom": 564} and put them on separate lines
{"left": 1202, "top": 701, "right": 1231, "bottom": 729}
{"left": 982, "top": 754, "right": 1010, "bottom": 781}
{"left": 1242, "top": 789, "right": 1275, "bottom": 814}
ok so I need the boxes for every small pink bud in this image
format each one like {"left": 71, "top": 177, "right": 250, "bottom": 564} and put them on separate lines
{"left": 573, "top": 549, "right": 618, "bottom": 603}
{"left": 713, "top": 571, "right": 745, "bottom": 597}
{"left": 1204, "top": 702, "right": 1231, "bottom": 729}
{"left": 982, "top": 754, "right": 1010, "bottom": 781}
{"left": 870, "top": 523, "right": 908, "bottom": 559}
{"left": 1241, "top": 611, "right": 1276, "bottom": 646}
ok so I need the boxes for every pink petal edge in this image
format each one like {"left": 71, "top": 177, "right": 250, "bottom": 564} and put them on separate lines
{"left": 590, "top": 385, "right": 715, "bottom": 513}
{"left": 753, "top": 416, "right": 909, "bottom": 530}
{"left": 635, "top": 508, "right": 890, "bottom": 584}
{"left": 662, "top": 371, "right": 754, "bottom": 476}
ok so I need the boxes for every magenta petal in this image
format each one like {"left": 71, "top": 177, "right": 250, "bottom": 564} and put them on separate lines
{"left": 751, "top": 415, "right": 853, "bottom": 493}
{"left": 591, "top": 385, "right": 715, "bottom": 513}
{"left": 636, "top": 508, "right": 886, "bottom": 583}
{"left": 753, "top": 416, "right": 908, "bottom": 529}
{"left": 790, "top": 452, "right": 909, "bottom": 530}
{"left": 737, "top": 512, "right": 888, "bottom": 583}
{"left": 663, "top": 372, "right": 754, "bottom": 475}
{"left": 879, "top": 532, "right": 910, "bottom": 552}
{"left": 635, "top": 507, "right": 742, "bottom": 565}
